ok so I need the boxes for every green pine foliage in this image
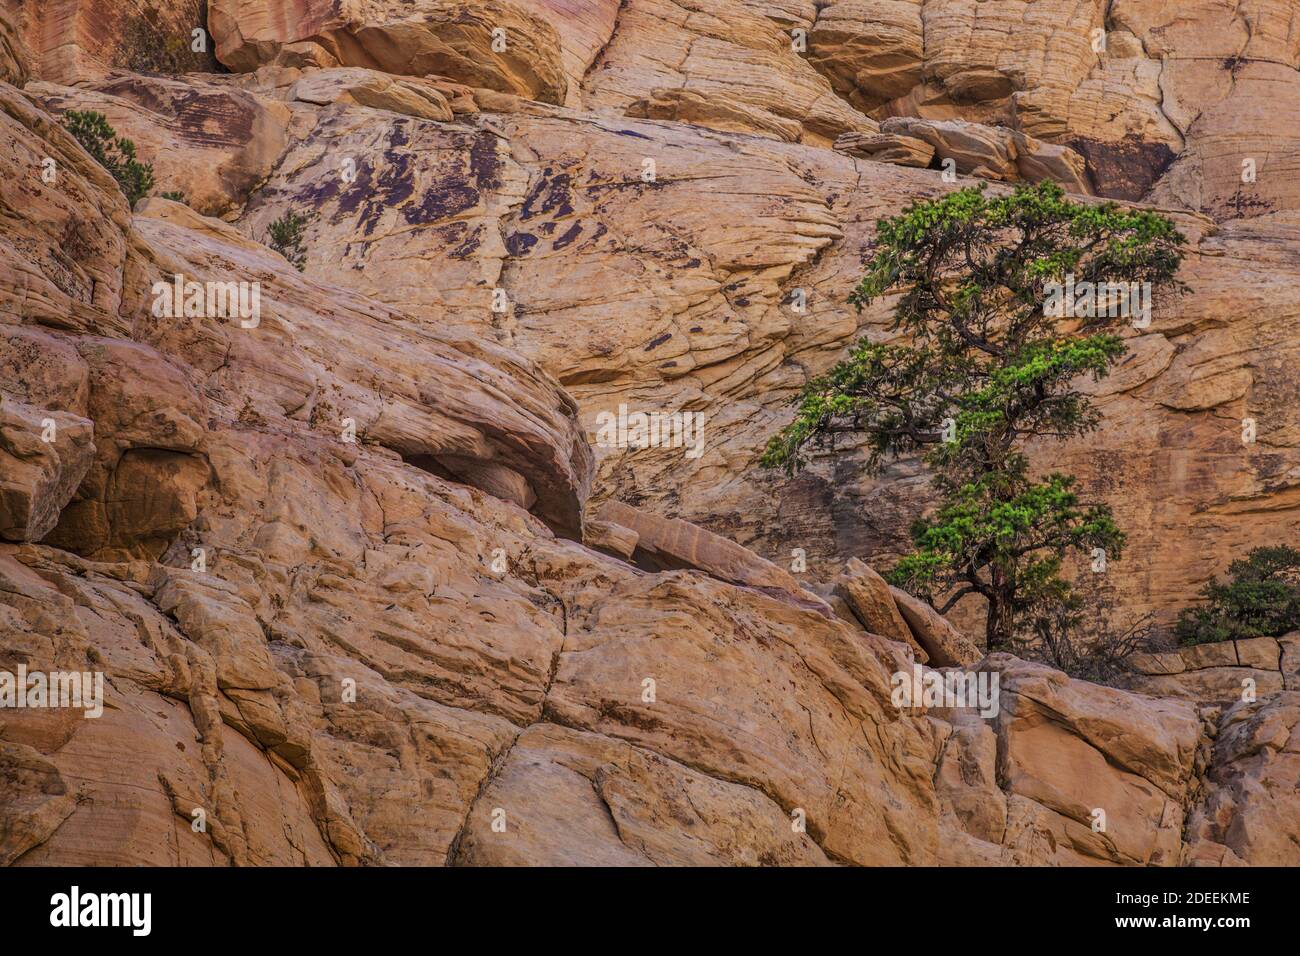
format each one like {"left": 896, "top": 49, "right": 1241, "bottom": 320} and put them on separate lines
{"left": 63, "top": 110, "right": 156, "bottom": 206}
{"left": 265, "top": 211, "right": 312, "bottom": 272}
{"left": 1175, "top": 546, "right": 1300, "bottom": 646}
{"left": 762, "top": 181, "right": 1187, "bottom": 649}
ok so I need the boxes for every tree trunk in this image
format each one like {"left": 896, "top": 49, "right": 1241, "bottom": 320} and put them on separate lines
{"left": 984, "top": 569, "right": 1014, "bottom": 650}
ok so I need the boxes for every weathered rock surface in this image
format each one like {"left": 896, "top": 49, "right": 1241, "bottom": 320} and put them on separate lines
{"left": 0, "top": 398, "right": 94, "bottom": 542}
{"left": 880, "top": 116, "right": 1091, "bottom": 193}
{"left": 805, "top": 0, "right": 1180, "bottom": 199}
{"left": 211, "top": 88, "right": 1299, "bottom": 640}
{"left": 29, "top": 73, "right": 290, "bottom": 217}
{"left": 1183, "top": 694, "right": 1300, "bottom": 866}
{"left": 979, "top": 656, "right": 1200, "bottom": 865}
{"left": 596, "top": 499, "right": 831, "bottom": 615}
{"left": 0, "top": 0, "right": 29, "bottom": 85}
{"left": 832, "top": 557, "right": 918, "bottom": 650}
{"left": 4, "top": 0, "right": 215, "bottom": 84}
{"left": 582, "top": 0, "right": 878, "bottom": 146}
{"left": 286, "top": 67, "right": 464, "bottom": 122}
{"left": 209, "top": 0, "right": 569, "bottom": 104}
{"left": 16, "top": 0, "right": 1298, "bottom": 644}
{"left": 210, "top": 0, "right": 880, "bottom": 146}
{"left": 1131, "top": 637, "right": 1289, "bottom": 703}
{"left": 891, "top": 585, "right": 982, "bottom": 668}
{"left": 833, "top": 129, "right": 933, "bottom": 166}
{"left": 2, "top": 0, "right": 1299, "bottom": 869}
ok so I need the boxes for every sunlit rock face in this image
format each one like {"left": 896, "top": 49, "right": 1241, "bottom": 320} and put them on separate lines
{"left": 1, "top": 0, "right": 1297, "bottom": 867}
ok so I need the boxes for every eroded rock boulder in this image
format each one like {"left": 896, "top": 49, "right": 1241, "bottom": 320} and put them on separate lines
{"left": 209, "top": 0, "right": 569, "bottom": 103}
{"left": 880, "top": 116, "right": 1091, "bottom": 192}
{"left": 984, "top": 655, "right": 1200, "bottom": 865}
{"left": 1184, "top": 694, "right": 1300, "bottom": 866}
{"left": 29, "top": 74, "right": 290, "bottom": 217}
{"left": 0, "top": 400, "right": 94, "bottom": 542}
{"left": 597, "top": 499, "right": 831, "bottom": 615}
{"left": 832, "top": 557, "right": 919, "bottom": 650}
{"left": 833, "top": 129, "right": 933, "bottom": 166}
{"left": 891, "top": 586, "right": 982, "bottom": 668}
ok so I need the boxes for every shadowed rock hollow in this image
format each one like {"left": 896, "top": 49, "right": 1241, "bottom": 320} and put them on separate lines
{"left": 0, "top": 0, "right": 1297, "bottom": 867}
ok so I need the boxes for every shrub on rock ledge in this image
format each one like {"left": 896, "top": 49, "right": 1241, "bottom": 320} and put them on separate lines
{"left": 1176, "top": 545, "right": 1300, "bottom": 646}
{"left": 63, "top": 109, "right": 155, "bottom": 205}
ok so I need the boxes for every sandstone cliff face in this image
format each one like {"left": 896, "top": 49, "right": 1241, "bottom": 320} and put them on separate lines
{"left": 1, "top": 0, "right": 1297, "bottom": 867}
{"left": 16, "top": 0, "right": 1300, "bottom": 634}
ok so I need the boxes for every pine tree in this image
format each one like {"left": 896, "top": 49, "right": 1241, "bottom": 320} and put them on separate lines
{"left": 763, "top": 181, "right": 1186, "bottom": 649}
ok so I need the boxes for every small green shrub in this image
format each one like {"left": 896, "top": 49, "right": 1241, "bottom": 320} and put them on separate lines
{"left": 1175, "top": 545, "right": 1300, "bottom": 645}
{"left": 63, "top": 110, "right": 155, "bottom": 205}
{"left": 160, "top": 190, "right": 188, "bottom": 203}
{"left": 264, "top": 211, "right": 312, "bottom": 272}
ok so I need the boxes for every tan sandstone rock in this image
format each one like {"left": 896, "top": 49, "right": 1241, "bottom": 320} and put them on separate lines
{"left": 1235, "top": 636, "right": 1282, "bottom": 671}
{"left": 0, "top": 399, "right": 95, "bottom": 542}
{"left": 596, "top": 499, "right": 831, "bottom": 616}
{"left": 880, "top": 116, "right": 1091, "bottom": 193}
{"left": 30, "top": 73, "right": 289, "bottom": 218}
{"left": 0, "top": 0, "right": 29, "bottom": 85}
{"left": 2, "top": 0, "right": 1299, "bottom": 871}
{"left": 1184, "top": 694, "right": 1300, "bottom": 866}
{"left": 832, "top": 557, "right": 918, "bottom": 648}
{"left": 209, "top": 0, "right": 569, "bottom": 103}
{"left": 891, "top": 585, "right": 982, "bottom": 668}
{"left": 4, "top": 0, "right": 215, "bottom": 84}
{"left": 833, "top": 130, "right": 933, "bottom": 166}
{"left": 287, "top": 67, "right": 457, "bottom": 121}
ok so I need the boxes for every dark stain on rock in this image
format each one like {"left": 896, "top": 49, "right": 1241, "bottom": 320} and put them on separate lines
{"left": 346, "top": 155, "right": 417, "bottom": 236}
{"left": 302, "top": 169, "right": 344, "bottom": 209}
{"left": 614, "top": 128, "right": 653, "bottom": 140}
{"left": 645, "top": 332, "right": 672, "bottom": 350}
{"left": 333, "top": 163, "right": 371, "bottom": 214}
{"left": 173, "top": 93, "right": 255, "bottom": 149}
{"left": 357, "top": 201, "right": 383, "bottom": 237}
{"left": 316, "top": 141, "right": 420, "bottom": 237}
{"left": 402, "top": 159, "right": 477, "bottom": 225}
{"left": 378, "top": 155, "right": 417, "bottom": 206}
{"left": 505, "top": 231, "right": 539, "bottom": 256}
{"left": 596, "top": 700, "right": 663, "bottom": 731}
{"left": 586, "top": 178, "right": 665, "bottom": 194}
{"left": 552, "top": 221, "right": 583, "bottom": 250}
{"left": 469, "top": 131, "right": 503, "bottom": 191}
{"left": 1069, "top": 134, "right": 1176, "bottom": 202}
{"left": 436, "top": 221, "right": 484, "bottom": 259}
{"left": 101, "top": 78, "right": 254, "bottom": 149}
{"left": 379, "top": 148, "right": 413, "bottom": 185}
{"left": 1214, "top": 187, "right": 1273, "bottom": 221}
{"left": 520, "top": 168, "right": 575, "bottom": 221}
